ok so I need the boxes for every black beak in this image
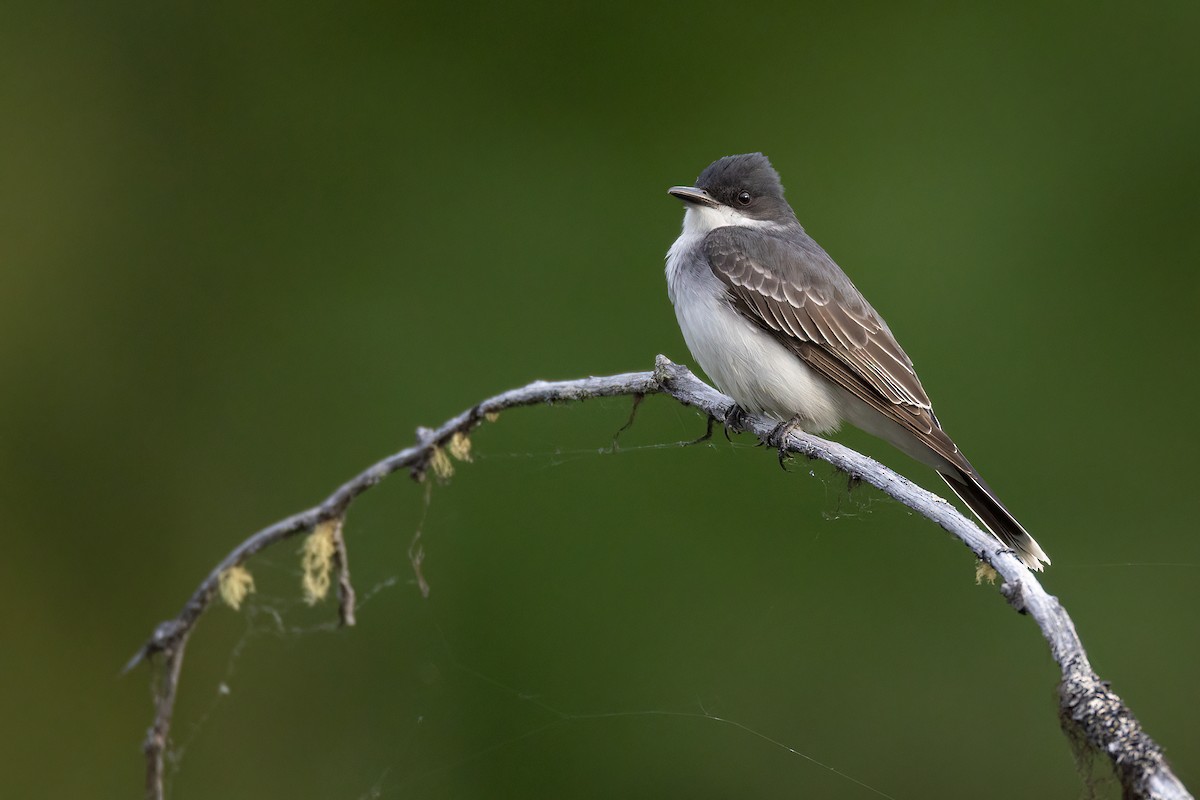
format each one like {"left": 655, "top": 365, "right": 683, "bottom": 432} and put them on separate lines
{"left": 667, "top": 186, "right": 719, "bottom": 208}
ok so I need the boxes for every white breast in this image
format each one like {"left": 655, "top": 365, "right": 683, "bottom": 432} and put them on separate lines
{"left": 665, "top": 228, "right": 846, "bottom": 433}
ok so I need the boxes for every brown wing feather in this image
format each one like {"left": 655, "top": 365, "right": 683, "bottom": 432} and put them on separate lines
{"left": 703, "top": 227, "right": 971, "bottom": 475}
{"left": 700, "top": 227, "right": 1050, "bottom": 569}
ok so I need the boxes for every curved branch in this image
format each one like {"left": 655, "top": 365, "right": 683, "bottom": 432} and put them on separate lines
{"left": 129, "top": 356, "right": 1191, "bottom": 800}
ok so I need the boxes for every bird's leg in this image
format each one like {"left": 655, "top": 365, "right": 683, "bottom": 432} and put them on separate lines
{"left": 767, "top": 415, "right": 805, "bottom": 469}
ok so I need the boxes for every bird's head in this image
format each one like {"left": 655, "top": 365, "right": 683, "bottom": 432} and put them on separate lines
{"left": 668, "top": 153, "right": 797, "bottom": 233}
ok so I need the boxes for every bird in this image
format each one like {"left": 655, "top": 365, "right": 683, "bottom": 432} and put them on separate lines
{"left": 664, "top": 153, "right": 1050, "bottom": 570}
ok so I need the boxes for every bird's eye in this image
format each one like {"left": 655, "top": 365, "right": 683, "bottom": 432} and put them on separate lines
{"left": 736, "top": 191, "right": 752, "bottom": 206}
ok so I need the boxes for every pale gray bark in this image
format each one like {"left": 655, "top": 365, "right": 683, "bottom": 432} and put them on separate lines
{"left": 129, "top": 356, "right": 1191, "bottom": 800}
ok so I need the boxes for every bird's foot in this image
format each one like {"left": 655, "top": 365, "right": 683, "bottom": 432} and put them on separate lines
{"left": 721, "top": 404, "right": 752, "bottom": 442}
{"left": 767, "top": 415, "right": 805, "bottom": 469}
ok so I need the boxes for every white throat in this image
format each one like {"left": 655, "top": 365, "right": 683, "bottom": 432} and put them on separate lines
{"left": 681, "top": 203, "right": 780, "bottom": 236}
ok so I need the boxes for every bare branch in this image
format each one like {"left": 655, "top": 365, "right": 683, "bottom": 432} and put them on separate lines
{"left": 129, "top": 356, "right": 1191, "bottom": 800}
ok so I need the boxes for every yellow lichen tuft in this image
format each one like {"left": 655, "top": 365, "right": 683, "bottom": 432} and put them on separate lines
{"left": 484, "top": 411, "right": 500, "bottom": 423}
{"left": 218, "top": 565, "right": 255, "bottom": 611}
{"left": 429, "top": 446, "right": 454, "bottom": 480}
{"left": 447, "top": 431, "right": 472, "bottom": 462}
{"left": 975, "top": 561, "right": 998, "bottom": 585}
{"left": 301, "top": 521, "right": 338, "bottom": 605}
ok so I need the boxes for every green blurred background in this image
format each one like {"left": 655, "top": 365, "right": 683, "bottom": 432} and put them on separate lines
{"left": 3, "top": 1, "right": 1198, "bottom": 797}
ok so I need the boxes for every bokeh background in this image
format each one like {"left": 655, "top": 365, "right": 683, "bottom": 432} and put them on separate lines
{"left": 4, "top": 2, "right": 1198, "bottom": 797}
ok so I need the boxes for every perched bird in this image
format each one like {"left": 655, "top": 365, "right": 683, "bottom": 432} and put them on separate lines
{"left": 665, "top": 153, "right": 1049, "bottom": 570}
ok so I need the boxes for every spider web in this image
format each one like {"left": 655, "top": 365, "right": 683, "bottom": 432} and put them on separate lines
{"left": 150, "top": 398, "right": 1162, "bottom": 799}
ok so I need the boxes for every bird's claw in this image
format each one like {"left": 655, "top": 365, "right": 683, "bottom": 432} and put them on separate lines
{"left": 767, "top": 416, "right": 804, "bottom": 469}
{"left": 721, "top": 404, "right": 752, "bottom": 441}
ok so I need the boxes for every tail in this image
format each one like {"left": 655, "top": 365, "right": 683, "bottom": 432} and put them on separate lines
{"left": 939, "top": 470, "right": 1050, "bottom": 571}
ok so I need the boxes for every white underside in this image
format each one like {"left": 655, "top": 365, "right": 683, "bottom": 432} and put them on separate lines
{"left": 666, "top": 212, "right": 847, "bottom": 432}
{"left": 668, "top": 251, "right": 845, "bottom": 431}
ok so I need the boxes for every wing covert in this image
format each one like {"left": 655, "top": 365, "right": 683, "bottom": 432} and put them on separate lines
{"left": 702, "top": 227, "right": 968, "bottom": 467}
{"left": 704, "top": 227, "right": 931, "bottom": 408}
